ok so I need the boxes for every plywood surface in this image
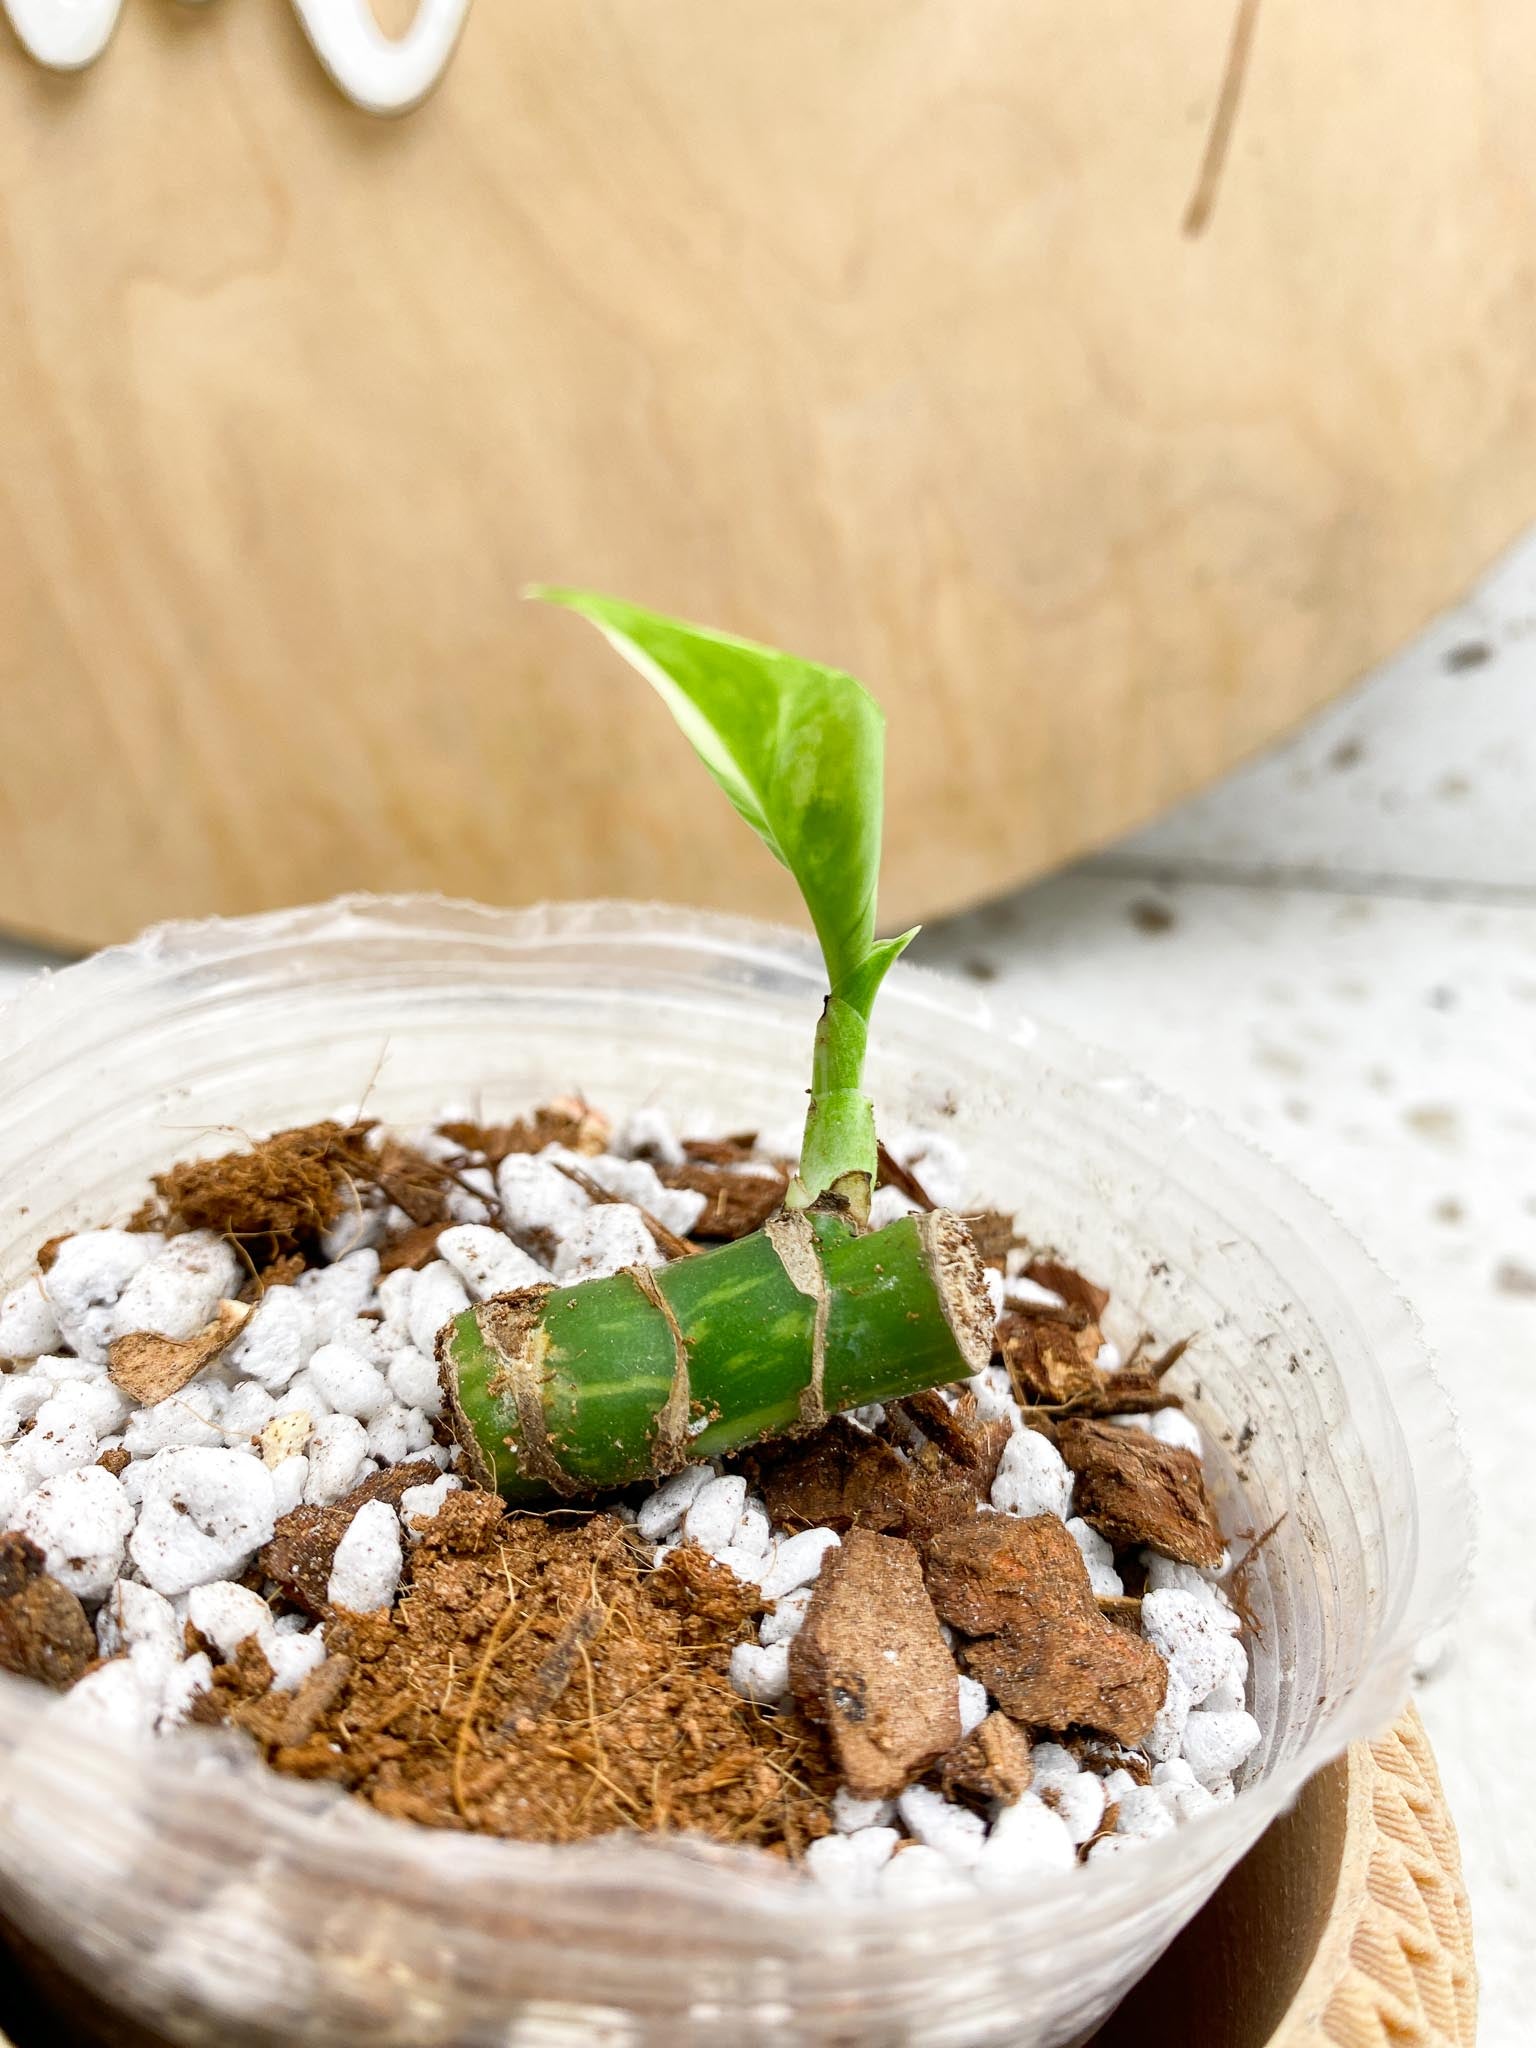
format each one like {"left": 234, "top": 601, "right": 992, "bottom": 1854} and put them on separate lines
{"left": 2, "top": 1, "right": 1536, "bottom": 946}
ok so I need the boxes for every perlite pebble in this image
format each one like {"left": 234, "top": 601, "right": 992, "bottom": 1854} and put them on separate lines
{"left": 682, "top": 1475, "right": 747, "bottom": 1553}
{"left": 97, "top": 1579, "right": 180, "bottom": 1660}
{"left": 757, "top": 1527, "right": 840, "bottom": 1602}
{"left": 220, "top": 1381, "right": 276, "bottom": 1441}
{"left": 552, "top": 1205, "right": 659, "bottom": 1283}
{"left": 124, "top": 1391, "right": 227, "bottom": 1458}
{"left": 12, "top": 1403, "right": 97, "bottom": 1484}
{"left": 896, "top": 1785, "right": 986, "bottom": 1870}
{"left": 956, "top": 1674, "right": 990, "bottom": 1737}
{"left": 159, "top": 1652, "right": 213, "bottom": 1731}
{"left": 0, "top": 1277, "right": 61, "bottom": 1360}
{"left": 732, "top": 1499, "right": 772, "bottom": 1558}
{"left": 327, "top": 1498, "right": 403, "bottom": 1612}
{"left": 1143, "top": 1669, "right": 1195, "bottom": 1765}
{"left": 270, "top": 1454, "right": 309, "bottom": 1517}
{"left": 1141, "top": 1587, "right": 1243, "bottom": 1703}
{"left": 831, "top": 1787, "right": 896, "bottom": 1833}
{"left": 635, "top": 1464, "right": 711, "bottom": 1542}
{"left": 187, "top": 1581, "right": 275, "bottom": 1661}
{"left": 966, "top": 1368, "right": 1017, "bottom": 1426}
{"left": 615, "top": 1107, "right": 685, "bottom": 1167}
{"left": 496, "top": 1154, "right": 590, "bottom": 1239}
{"left": 0, "top": 1459, "right": 30, "bottom": 1531}
{"left": 41, "top": 1375, "right": 130, "bottom": 1438}
{"left": 406, "top": 1261, "right": 472, "bottom": 1361}
{"left": 398, "top": 1474, "right": 462, "bottom": 1540}
{"left": 974, "top": 1794, "right": 1077, "bottom": 1887}
{"left": 55, "top": 1654, "right": 162, "bottom": 1738}
{"left": 1112, "top": 1785, "right": 1177, "bottom": 1842}
{"left": 0, "top": 1373, "right": 53, "bottom": 1444}
{"left": 273, "top": 1373, "right": 332, "bottom": 1425}
{"left": 758, "top": 1585, "right": 814, "bottom": 1646}
{"left": 267, "top": 1629, "right": 327, "bottom": 1693}
{"left": 305, "top": 1343, "right": 392, "bottom": 1422}
{"left": 1179, "top": 1708, "right": 1262, "bottom": 1786}
{"left": 111, "top": 1232, "right": 241, "bottom": 1343}
{"left": 1148, "top": 1409, "right": 1204, "bottom": 1458}
{"left": 19, "top": 1465, "right": 135, "bottom": 1599}
{"left": 318, "top": 1197, "right": 386, "bottom": 1264}
{"left": 436, "top": 1224, "right": 549, "bottom": 1300}
{"left": 806, "top": 1826, "right": 900, "bottom": 1898}
{"left": 130, "top": 1449, "right": 277, "bottom": 1597}
{"left": 990, "top": 1428, "right": 1074, "bottom": 1521}
{"left": 712, "top": 1543, "right": 768, "bottom": 1585}
{"left": 297, "top": 1251, "right": 381, "bottom": 1344}
{"left": 727, "top": 1640, "right": 790, "bottom": 1704}
{"left": 385, "top": 1344, "right": 443, "bottom": 1417}
{"left": 366, "top": 1401, "right": 433, "bottom": 1465}
{"left": 543, "top": 1144, "right": 706, "bottom": 1238}
{"left": 1203, "top": 1667, "right": 1248, "bottom": 1715}
{"left": 1066, "top": 1516, "right": 1123, "bottom": 1599}
{"left": 376, "top": 1266, "right": 419, "bottom": 1334}
{"left": 226, "top": 1287, "right": 317, "bottom": 1392}
{"left": 45, "top": 1231, "right": 164, "bottom": 1363}
{"left": 1047, "top": 1772, "right": 1107, "bottom": 1846}
{"left": 303, "top": 1414, "right": 370, "bottom": 1506}
{"left": 879, "top": 1844, "right": 973, "bottom": 1904}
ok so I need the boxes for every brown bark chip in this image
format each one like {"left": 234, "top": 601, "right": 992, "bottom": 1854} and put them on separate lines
{"left": 998, "top": 1313, "right": 1103, "bottom": 1408}
{"left": 1023, "top": 1259, "right": 1111, "bottom": 1323}
{"left": 1056, "top": 1419, "right": 1226, "bottom": 1569}
{"left": 922, "top": 1515, "right": 1167, "bottom": 1744}
{"left": 788, "top": 1529, "right": 961, "bottom": 1800}
{"left": 751, "top": 1418, "right": 913, "bottom": 1535}
{"left": 108, "top": 1299, "right": 251, "bottom": 1406}
{"left": 0, "top": 1535, "right": 96, "bottom": 1689}
{"left": 258, "top": 1461, "right": 443, "bottom": 1614}
{"left": 892, "top": 1390, "right": 1012, "bottom": 1489}
{"left": 940, "top": 1711, "right": 1034, "bottom": 1804}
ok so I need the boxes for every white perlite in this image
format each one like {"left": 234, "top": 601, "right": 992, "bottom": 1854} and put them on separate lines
{"left": 327, "top": 1499, "right": 403, "bottom": 1613}
{"left": 0, "top": 1107, "right": 1257, "bottom": 1896}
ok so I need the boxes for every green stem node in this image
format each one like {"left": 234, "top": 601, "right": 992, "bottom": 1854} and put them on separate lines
{"left": 437, "top": 1210, "right": 993, "bottom": 1503}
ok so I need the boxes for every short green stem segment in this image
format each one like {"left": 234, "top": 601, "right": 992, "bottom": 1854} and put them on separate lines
{"left": 437, "top": 1210, "right": 993, "bottom": 1503}
{"left": 787, "top": 993, "right": 877, "bottom": 1221}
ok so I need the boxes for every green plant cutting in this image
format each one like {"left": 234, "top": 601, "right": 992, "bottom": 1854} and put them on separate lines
{"left": 438, "top": 591, "right": 994, "bottom": 1500}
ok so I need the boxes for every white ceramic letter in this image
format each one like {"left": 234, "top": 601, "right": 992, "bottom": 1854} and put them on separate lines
{"left": 289, "top": 0, "right": 470, "bottom": 116}
{"left": 2, "top": 0, "right": 122, "bottom": 70}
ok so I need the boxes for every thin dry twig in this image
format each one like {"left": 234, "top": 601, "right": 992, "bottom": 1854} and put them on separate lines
{"left": 876, "top": 1140, "right": 936, "bottom": 1212}
{"left": 550, "top": 1158, "right": 699, "bottom": 1260}
{"left": 1183, "top": 0, "right": 1262, "bottom": 236}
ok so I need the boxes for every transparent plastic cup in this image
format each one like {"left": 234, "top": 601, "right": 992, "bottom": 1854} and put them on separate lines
{"left": 0, "top": 899, "right": 1470, "bottom": 2047}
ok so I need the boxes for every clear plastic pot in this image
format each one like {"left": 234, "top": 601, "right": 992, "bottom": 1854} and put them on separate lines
{"left": 0, "top": 898, "right": 1470, "bottom": 2047}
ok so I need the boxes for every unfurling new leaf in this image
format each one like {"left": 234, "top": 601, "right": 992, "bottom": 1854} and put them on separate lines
{"left": 531, "top": 587, "right": 915, "bottom": 1220}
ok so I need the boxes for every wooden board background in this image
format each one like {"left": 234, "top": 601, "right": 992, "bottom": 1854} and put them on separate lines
{"left": 1, "top": 1, "right": 1535, "bottom": 947}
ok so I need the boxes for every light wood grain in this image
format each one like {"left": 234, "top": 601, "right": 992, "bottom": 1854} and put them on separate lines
{"left": 2, "top": 2, "right": 1536, "bottom": 946}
